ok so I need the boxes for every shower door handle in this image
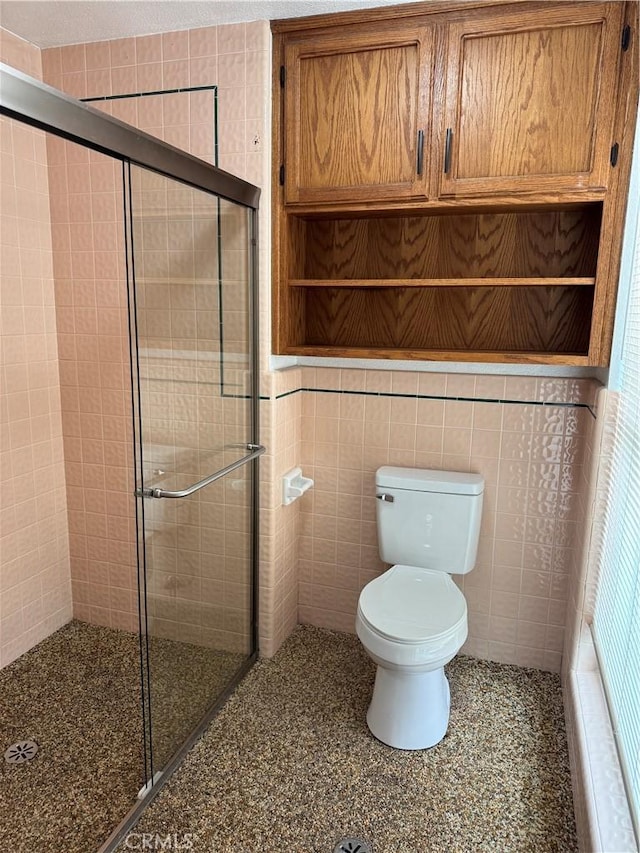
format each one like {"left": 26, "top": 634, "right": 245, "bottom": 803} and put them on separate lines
{"left": 136, "top": 444, "right": 266, "bottom": 499}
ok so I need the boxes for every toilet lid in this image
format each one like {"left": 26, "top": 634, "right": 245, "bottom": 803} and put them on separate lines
{"left": 359, "top": 565, "right": 467, "bottom": 644}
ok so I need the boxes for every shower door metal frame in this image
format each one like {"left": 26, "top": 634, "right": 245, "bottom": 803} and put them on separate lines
{"left": 1, "top": 62, "right": 263, "bottom": 852}
{"left": 0, "top": 64, "right": 258, "bottom": 207}
{"left": 123, "top": 158, "right": 263, "bottom": 797}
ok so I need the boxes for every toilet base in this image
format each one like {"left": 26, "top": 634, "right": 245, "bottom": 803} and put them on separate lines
{"left": 366, "top": 664, "right": 451, "bottom": 750}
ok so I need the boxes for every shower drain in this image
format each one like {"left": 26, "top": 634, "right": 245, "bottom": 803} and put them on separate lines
{"left": 333, "top": 838, "right": 373, "bottom": 853}
{"left": 4, "top": 741, "right": 39, "bottom": 764}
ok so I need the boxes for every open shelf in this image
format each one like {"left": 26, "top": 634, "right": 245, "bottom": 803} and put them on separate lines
{"left": 302, "top": 285, "right": 594, "bottom": 354}
{"left": 277, "top": 203, "right": 603, "bottom": 361}
{"left": 293, "top": 207, "right": 601, "bottom": 280}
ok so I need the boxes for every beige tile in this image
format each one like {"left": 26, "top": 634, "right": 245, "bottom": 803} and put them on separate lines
{"left": 516, "top": 620, "right": 547, "bottom": 649}
{"left": 491, "top": 590, "right": 520, "bottom": 618}
{"left": 391, "top": 371, "right": 418, "bottom": 395}
{"left": 390, "top": 397, "right": 417, "bottom": 424}
{"left": 475, "top": 375, "right": 507, "bottom": 400}
{"left": 365, "top": 370, "right": 392, "bottom": 393}
{"left": 136, "top": 34, "right": 163, "bottom": 64}
{"left": 473, "top": 401, "right": 503, "bottom": 431}
{"left": 218, "top": 23, "right": 246, "bottom": 55}
{"left": 471, "top": 429, "right": 502, "bottom": 458}
{"left": 443, "top": 428, "right": 471, "bottom": 457}
{"left": 492, "top": 565, "right": 522, "bottom": 594}
{"left": 444, "top": 400, "right": 473, "bottom": 429}
{"left": 505, "top": 376, "right": 537, "bottom": 401}
{"left": 445, "top": 374, "right": 476, "bottom": 398}
{"left": 417, "top": 398, "right": 444, "bottom": 426}
{"left": 487, "top": 614, "right": 517, "bottom": 644}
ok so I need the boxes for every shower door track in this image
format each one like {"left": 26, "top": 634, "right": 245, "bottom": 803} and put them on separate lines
{"left": 97, "top": 651, "right": 258, "bottom": 852}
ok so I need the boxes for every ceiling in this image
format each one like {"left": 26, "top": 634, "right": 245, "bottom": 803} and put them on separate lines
{"left": 0, "top": 0, "right": 426, "bottom": 48}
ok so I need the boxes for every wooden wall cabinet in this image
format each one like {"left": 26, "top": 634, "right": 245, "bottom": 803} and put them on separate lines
{"left": 272, "top": 2, "right": 638, "bottom": 366}
{"left": 440, "top": 4, "right": 624, "bottom": 197}
{"left": 283, "top": 27, "right": 433, "bottom": 204}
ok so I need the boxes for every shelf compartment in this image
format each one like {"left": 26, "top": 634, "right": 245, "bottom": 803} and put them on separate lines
{"left": 302, "top": 284, "right": 594, "bottom": 355}
{"left": 278, "top": 203, "right": 603, "bottom": 361}
{"left": 290, "top": 276, "right": 596, "bottom": 288}
{"left": 295, "top": 206, "right": 602, "bottom": 281}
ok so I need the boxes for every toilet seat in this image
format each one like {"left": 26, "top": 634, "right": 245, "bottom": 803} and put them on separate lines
{"left": 358, "top": 565, "right": 467, "bottom": 644}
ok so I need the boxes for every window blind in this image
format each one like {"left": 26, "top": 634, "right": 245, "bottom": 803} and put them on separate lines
{"left": 592, "top": 198, "right": 640, "bottom": 836}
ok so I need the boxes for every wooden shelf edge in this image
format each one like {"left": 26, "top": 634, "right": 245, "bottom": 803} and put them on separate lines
{"left": 281, "top": 346, "right": 590, "bottom": 365}
{"left": 289, "top": 277, "right": 596, "bottom": 288}
{"left": 285, "top": 195, "right": 607, "bottom": 217}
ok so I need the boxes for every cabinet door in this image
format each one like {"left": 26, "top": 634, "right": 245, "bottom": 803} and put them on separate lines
{"left": 283, "top": 27, "right": 432, "bottom": 204}
{"left": 439, "top": 3, "right": 623, "bottom": 197}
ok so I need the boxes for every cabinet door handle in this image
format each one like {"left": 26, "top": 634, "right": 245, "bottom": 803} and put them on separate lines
{"left": 444, "top": 127, "right": 453, "bottom": 174}
{"left": 416, "top": 129, "right": 425, "bottom": 175}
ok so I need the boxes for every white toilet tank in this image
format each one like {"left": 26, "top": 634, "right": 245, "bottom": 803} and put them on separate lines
{"left": 376, "top": 467, "right": 484, "bottom": 575}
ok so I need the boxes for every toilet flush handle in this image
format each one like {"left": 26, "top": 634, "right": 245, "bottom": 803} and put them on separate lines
{"left": 376, "top": 493, "right": 394, "bottom": 502}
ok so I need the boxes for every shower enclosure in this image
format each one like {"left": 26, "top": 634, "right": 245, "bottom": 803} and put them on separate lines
{"left": 127, "top": 164, "right": 262, "bottom": 784}
{"left": 0, "top": 63, "right": 262, "bottom": 851}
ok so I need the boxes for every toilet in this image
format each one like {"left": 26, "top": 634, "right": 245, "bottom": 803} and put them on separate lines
{"left": 356, "top": 466, "right": 484, "bottom": 750}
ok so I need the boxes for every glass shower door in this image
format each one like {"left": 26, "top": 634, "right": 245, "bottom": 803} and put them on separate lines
{"left": 125, "top": 163, "right": 260, "bottom": 779}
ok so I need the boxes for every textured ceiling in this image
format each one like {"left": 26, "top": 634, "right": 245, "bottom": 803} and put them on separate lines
{"left": 0, "top": 0, "right": 426, "bottom": 48}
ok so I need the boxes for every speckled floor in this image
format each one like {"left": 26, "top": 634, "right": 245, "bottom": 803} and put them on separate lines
{"left": 146, "top": 632, "right": 245, "bottom": 770}
{"left": 0, "top": 620, "right": 244, "bottom": 853}
{"left": 120, "top": 625, "right": 578, "bottom": 853}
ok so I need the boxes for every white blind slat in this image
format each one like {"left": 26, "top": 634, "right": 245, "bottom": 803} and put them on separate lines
{"left": 592, "top": 197, "right": 640, "bottom": 833}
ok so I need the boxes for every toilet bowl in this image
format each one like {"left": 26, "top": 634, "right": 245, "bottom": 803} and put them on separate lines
{"left": 356, "top": 565, "right": 467, "bottom": 749}
{"left": 356, "top": 467, "right": 484, "bottom": 750}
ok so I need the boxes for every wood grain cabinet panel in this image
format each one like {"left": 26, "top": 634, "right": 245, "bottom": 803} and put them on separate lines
{"left": 440, "top": 3, "right": 624, "bottom": 196}
{"left": 283, "top": 27, "right": 432, "bottom": 203}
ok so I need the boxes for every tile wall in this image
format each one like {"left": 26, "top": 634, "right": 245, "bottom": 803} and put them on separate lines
{"left": 261, "top": 367, "right": 303, "bottom": 655}
{"left": 43, "top": 128, "right": 137, "bottom": 632}
{"left": 295, "top": 367, "right": 599, "bottom": 673}
{"left": 38, "top": 22, "right": 282, "bottom": 652}
{"left": 0, "top": 29, "right": 72, "bottom": 667}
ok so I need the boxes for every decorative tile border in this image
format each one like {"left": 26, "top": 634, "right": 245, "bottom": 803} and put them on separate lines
{"left": 81, "top": 83, "right": 219, "bottom": 165}
{"left": 273, "top": 386, "right": 597, "bottom": 417}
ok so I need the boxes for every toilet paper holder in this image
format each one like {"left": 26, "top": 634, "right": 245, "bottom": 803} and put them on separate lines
{"left": 282, "top": 467, "right": 314, "bottom": 506}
